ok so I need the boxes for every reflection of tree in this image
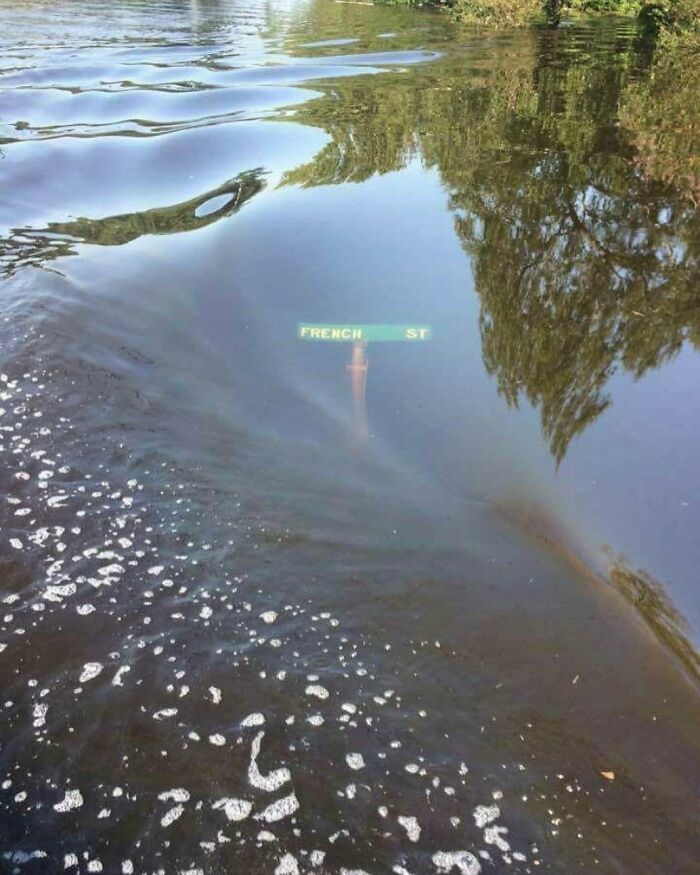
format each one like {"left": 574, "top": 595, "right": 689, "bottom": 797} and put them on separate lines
{"left": 464, "top": 181, "right": 699, "bottom": 461}
{"left": 619, "top": 36, "right": 700, "bottom": 205}
{"left": 609, "top": 558, "right": 699, "bottom": 681}
{"left": 283, "top": 74, "right": 422, "bottom": 187}
{"left": 446, "top": 64, "right": 700, "bottom": 460}
{"left": 440, "top": 35, "right": 700, "bottom": 461}
{"left": 498, "top": 499, "right": 699, "bottom": 681}
{"left": 282, "top": 22, "right": 700, "bottom": 462}
{"left": 0, "top": 170, "right": 264, "bottom": 277}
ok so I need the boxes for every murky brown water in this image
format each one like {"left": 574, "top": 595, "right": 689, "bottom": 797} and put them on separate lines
{"left": 1, "top": 1, "right": 699, "bottom": 872}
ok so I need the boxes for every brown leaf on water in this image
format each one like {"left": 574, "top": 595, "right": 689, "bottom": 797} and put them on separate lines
{"left": 600, "top": 771, "right": 615, "bottom": 781}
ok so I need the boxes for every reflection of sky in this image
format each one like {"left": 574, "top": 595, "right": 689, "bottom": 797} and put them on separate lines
{"left": 54, "top": 145, "right": 700, "bottom": 642}
{"left": 3, "top": 0, "right": 697, "bottom": 647}
{"left": 562, "top": 345, "right": 700, "bottom": 637}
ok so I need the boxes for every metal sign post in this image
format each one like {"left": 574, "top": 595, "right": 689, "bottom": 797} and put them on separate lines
{"left": 298, "top": 323, "right": 432, "bottom": 445}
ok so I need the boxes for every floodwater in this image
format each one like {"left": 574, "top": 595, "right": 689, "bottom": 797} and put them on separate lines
{"left": 1, "top": 0, "right": 699, "bottom": 872}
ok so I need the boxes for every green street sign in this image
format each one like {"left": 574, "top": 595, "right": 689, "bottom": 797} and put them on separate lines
{"left": 298, "top": 323, "right": 432, "bottom": 342}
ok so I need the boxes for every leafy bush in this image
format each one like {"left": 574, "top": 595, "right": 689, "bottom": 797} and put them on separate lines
{"left": 449, "top": 0, "right": 544, "bottom": 26}
{"left": 620, "top": 26, "right": 700, "bottom": 201}
{"left": 411, "top": 0, "right": 700, "bottom": 32}
{"left": 569, "top": 0, "right": 642, "bottom": 13}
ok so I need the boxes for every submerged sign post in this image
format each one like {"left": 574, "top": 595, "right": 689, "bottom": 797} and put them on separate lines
{"left": 297, "top": 323, "right": 432, "bottom": 444}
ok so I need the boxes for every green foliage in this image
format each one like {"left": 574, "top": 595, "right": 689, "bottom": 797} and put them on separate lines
{"left": 384, "top": 0, "right": 700, "bottom": 33}
{"left": 569, "top": 0, "right": 642, "bottom": 14}
{"left": 620, "top": 33, "right": 700, "bottom": 202}
{"left": 449, "top": 0, "right": 544, "bottom": 27}
{"left": 637, "top": 0, "right": 700, "bottom": 35}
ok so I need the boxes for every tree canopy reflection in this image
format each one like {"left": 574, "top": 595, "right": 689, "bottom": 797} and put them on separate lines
{"left": 283, "top": 22, "right": 700, "bottom": 463}
{"left": 1, "top": 171, "right": 264, "bottom": 278}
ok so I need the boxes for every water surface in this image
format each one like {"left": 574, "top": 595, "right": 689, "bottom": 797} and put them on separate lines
{"left": 1, "top": 1, "right": 699, "bottom": 873}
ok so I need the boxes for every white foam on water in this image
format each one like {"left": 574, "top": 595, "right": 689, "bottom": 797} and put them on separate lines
{"left": 346, "top": 753, "right": 365, "bottom": 771}
{"left": 31, "top": 701, "right": 48, "bottom": 728}
{"left": 248, "top": 731, "right": 291, "bottom": 793}
{"left": 398, "top": 815, "right": 421, "bottom": 842}
{"left": 111, "top": 666, "right": 130, "bottom": 686}
{"left": 158, "top": 789, "right": 190, "bottom": 802}
{"left": 274, "top": 853, "right": 299, "bottom": 874}
{"left": 212, "top": 798, "right": 253, "bottom": 821}
{"left": 432, "top": 850, "right": 481, "bottom": 874}
{"left": 256, "top": 792, "right": 299, "bottom": 823}
{"left": 473, "top": 804, "right": 500, "bottom": 828}
{"left": 153, "top": 708, "right": 178, "bottom": 720}
{"left": 161, "top": 805, "right": 184, "bottom": 827}
{"left": 305, "top": 684, "right": 329, "bottom": 700}
{"left": 484, "top": 825, "right": 510, "bottom": 853}
{"left": 79, "top": 663, "right": 103, "bottom": 683}
{"left": 54, "top": 789, "right": 84, "bottom": 813}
